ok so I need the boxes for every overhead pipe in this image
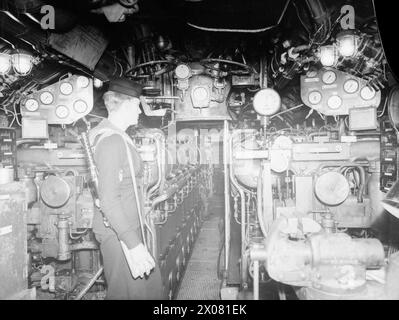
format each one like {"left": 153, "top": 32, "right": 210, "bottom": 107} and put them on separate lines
{"left": 223, "top": 120, "right": 231, "bottom": 277}
{"left": 228, "top": 133, "right": 248, "bottom": 286}
{"left": 305, "top": 0, "right": 330, "bottom": 44}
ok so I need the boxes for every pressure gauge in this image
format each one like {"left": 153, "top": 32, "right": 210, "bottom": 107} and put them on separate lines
{"left": 272, "top": 135, "right": 293, "bottom": 150}
{"left": 271, "top": 150, "right": 290, "bottom": 173}
{"left": 40, "top": 91, "right": 54, "bottom": 105}
{"left": 327, "top": 95, "right": 343, "bottom": 110}
{"left": 322, "top": 70, "right": 337, "bottom": 85}
{"left": 192, "top": 87, "right": 209, "bottom": 101}
{"left": 271, "top": 136, "right": 292, "bottom": 173}
{"left": 343, "top": 79, "right": 359, "bottom": 94}
{"left": 253, "top": 88, "right": 281, "bottom": 116}
{"left": 25, "top": 98, "right": 39, "bottom": 112}
{"left": 73, "top": 100, "right": 88, "bottom": 113}
{"left": 308, "top": 91, "right": 322, "bottom": 105}
{"left": 360, "top": 86, "right": 376, "bottom": 101}
{"left": 175, "top": 64, "right": 191, "bottom": 79}
{"left": 55, "top": 105, "right": 70, "bottom": 119}
{"left": 60, "top": 82, "right": 73, "bottom": 95}
{"left": 77, "top": 76, "right": 90, "bottom": 88}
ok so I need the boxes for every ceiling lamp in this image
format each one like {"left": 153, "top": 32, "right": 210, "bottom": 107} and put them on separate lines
{"left": 0, "top": 53, "right": 12, "bottom": 74}
{"left": 11, "top": 52, "right": 34, "bottom": 76}
{"left": 319, "top": 45, "right": 338, "bottom": 67}
{"left": 337, "top": 31, "right": 359, "bottom": 58}
{"left": 93, "top": 78, "right": 104, "bottom": 89}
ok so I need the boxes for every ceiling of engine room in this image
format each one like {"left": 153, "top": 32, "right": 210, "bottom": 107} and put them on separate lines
{"left": 0, "top": 0, "right": 383, "bottom": 122}
{"left": 3, "top": 0, "right": 377, "bottom": 44}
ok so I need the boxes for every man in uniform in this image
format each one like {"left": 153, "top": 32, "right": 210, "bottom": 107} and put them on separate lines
{"left": 89, "top": 77, "right": 166, "bottom": 300}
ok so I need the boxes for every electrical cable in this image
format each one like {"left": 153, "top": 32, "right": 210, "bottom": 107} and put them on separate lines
{"left": 13, "top": 102, "right": 22, "bottom": 126}
{"left": 270, "top": 104, "right": 305, "bottom": 120}
{"left": 88, "top": 113, "right": 106, "bottom": 120}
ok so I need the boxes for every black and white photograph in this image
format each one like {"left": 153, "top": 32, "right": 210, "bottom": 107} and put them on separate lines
{"left": 0, "top": 0, "right": 398, "bottom": 307}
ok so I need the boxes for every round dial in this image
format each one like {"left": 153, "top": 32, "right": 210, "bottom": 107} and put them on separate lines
{"left": 360, "top": 86, "right": 376, "bottom": 100}
{"left": 343, "top": 79, "right": 359, "bottom": 94}
{"left": 322, "top": 70, "right": 337, "bottom": 85}
{"left": 77, "top": 76, "right": 90, "bottom": 88}
{"left": 308, "top": 91, "right": 322, "bottom": 105}
{"left": 253, "top": 88, "right": 281, "bottom": 116}
{"left": 25, "top": 98, "right": 39, "bottom": 112}
{"left": 73, "top": 100, "right": 88, "bottom": 113}
{"left": 327, "top": 95, "right": 343, "bottom": 110}
{"left": 192, "top": 87, "right": 209, "bottom": 101}
{"left": 271, "top": 150, "right": 290, "bottom": 173}
{"left": 55, "top": 105, "right": 70, "bottom": 119}
{"left": 272, "top": 136, "right": 293, "bottom": 150}
{"left": 175, "top": 64, "right": 191, "bottom": 79}
{"left": 40, "top": 91, "right": 54, "bottom": 105}
{"left": 60, "top": 82, "right": 73, "bottom": 95}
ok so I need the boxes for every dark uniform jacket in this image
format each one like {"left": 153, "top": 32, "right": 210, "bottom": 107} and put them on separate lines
{"left": 89, "top": 119, "right": 144, "bottom": 249}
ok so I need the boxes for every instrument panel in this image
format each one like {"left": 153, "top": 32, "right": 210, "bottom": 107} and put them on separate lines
{"left": 21, "top": 75, "right": 93, "bottom": 125}
{"left": 301, "top": 68, "right": 381, "bottom": 116}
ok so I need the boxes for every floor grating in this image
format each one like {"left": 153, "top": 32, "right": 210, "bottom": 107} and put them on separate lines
{"left": 176, "top": 213, "right": 222, "bottom": 300}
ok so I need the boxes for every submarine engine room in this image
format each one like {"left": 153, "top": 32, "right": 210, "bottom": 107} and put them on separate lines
{"left": 0, "top": 0, "right": 399, "bottom": 301}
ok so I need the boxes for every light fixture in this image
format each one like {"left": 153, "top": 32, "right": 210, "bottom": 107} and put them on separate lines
{"left": 11, "top": 52, "right": 34, "bottom": 76}
{"left": 93, "top": 78, "right": 103, "bottom": 89}
{"left": 337, "top": 31, "right": 359, "bottom": 58}
{"left": 0, "top": 53, "right": 12, "bottom": 74}
{"left": 319, "top": 45, "right": 338, "bottom": 67}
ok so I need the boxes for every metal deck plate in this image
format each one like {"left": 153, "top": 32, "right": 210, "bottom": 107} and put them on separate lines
{"left": 176, "top": 215, "right": 222, "bottom": 300}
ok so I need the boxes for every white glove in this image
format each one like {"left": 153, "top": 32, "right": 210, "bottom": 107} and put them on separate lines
{"left": 121, "top": 242, "right": 156, "bottom": 279}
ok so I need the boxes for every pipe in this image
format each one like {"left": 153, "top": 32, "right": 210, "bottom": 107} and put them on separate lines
{"left": 256, "top": 165, "right": 268, "bottom": 238}
{"left": 310, "top": 234, "right": 385, "bottom": 268}
{"left": 339, "top": 164, "right": 366, "bottom": 203}
{"left": 74, "top": 267, "right": 104, "bottom": 300}
{"left": 318, "top": 162, "right": 366, "bottom": 203}
{"left": 261, "top": 161, "right": 274, "bottom": 231}
{"left": 57, "top": 218, "right": 71, "bottom": 261}
{"left": 229, "top": 131, "right": 249, "bottom": 285}
{"left": 147, "top": 135, "right": 163, "bottom": 197}
{"left": 253, "top": 260, "right": 259, "bottom": 300}
{"left": 305, "top": 0, "right": 330, "bottom": 44}
{"left": 223, "top": 120, "right": 231, "bottom": 276}
{"left": 305, "top": 0, "right": 328, "bottom": 24}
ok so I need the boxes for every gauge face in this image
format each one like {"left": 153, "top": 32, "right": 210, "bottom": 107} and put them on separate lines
{"left": 192, "top": 87, "right": 209, "bottom": 101}
{"left": 253, "top": 88, "right": 281, "bottom": 116}
{"left": 73, "top": 100, "right": 88, "bottom": 113}
{"left": 308, "top": 91, "right": 322, "bottom": 105}
{"left": 175, "top": 64, "right": 191, "bottom": 79}
{"left": 77, "top": 76, "right": 90, "bottom": 88}
{"left": 40, "top": 91, "right": 54, "bottom": 105}
{"left": 271, "top": 150, "right": 290, "bottom": 173}
{"left": 272, "top": 136, "right": 293, "bottom": 150}
{"left": 60, "top": 82, "right": 73, "bottom": 95}
{"left": 360, "top": 86, "right": 376, "bottom": 100}
{"left": 322, "top": 70, "right": 337, "bottom": 85}
{"left": 327, "top": 95, "right": 343, "bottom": 110}
{"left": 55, "top": 105, "right": 70, "bottom": 119}
{"left": 343, "top": 79, "right": 359, "bottom": 94}
{"left": 25, "top": 98, "right": 39, "bottom": 112}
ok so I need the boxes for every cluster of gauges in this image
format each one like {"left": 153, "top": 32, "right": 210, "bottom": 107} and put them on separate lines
{"left": 307, "top": 70, "right": 377, "bottom": 110}
{"left": 23, "top": 75, "right": 91, "bottom": 120}
{"left": 21, "top": 75, "right": 94, "bottom": 126}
